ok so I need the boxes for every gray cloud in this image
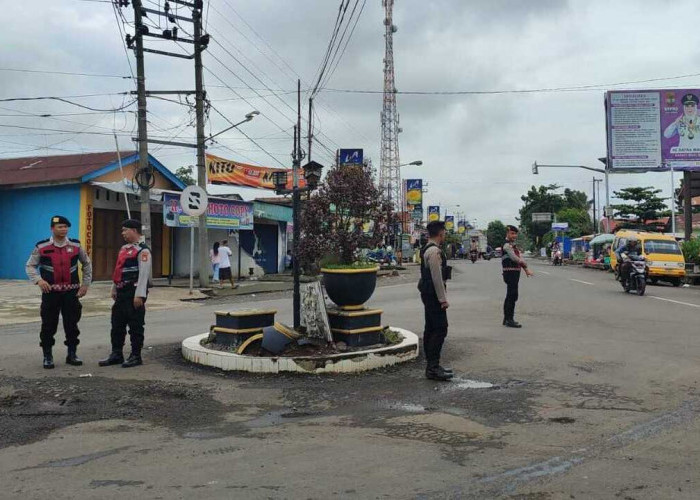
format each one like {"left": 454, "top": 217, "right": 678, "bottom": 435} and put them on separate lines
{"left": 1, "top": 0, "right": 691, "bottom": 224}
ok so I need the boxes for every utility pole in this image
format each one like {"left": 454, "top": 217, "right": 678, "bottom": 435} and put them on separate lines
{"left": 193, "top": 3, "right": 209, "bottom": 287}
{"left": 592, "top": 177, "right": 597, "bottom": 233}
{"left": 684, "top": 171, "right": 692, "bottom": 240}
{"left": 293, "top": 79, "right": 302, "bottom": 329}
{"left": 307, "top": 97, "right": 313, "bottom": 162}
{"left": 133, "top": 0, "right": 152, "bottom": 246}
{"left": 120, "top": 0, "right": 211, "bottom": 283}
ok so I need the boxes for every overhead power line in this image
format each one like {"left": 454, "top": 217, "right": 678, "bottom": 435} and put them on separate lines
{"left": 0, "top": 67, "right": 133, "bottom": 79}
{"left": 323, "top": 72, "right": 700, "bottom": 95}
{"left": 0, "top": 96, "right": 136, "bottom": 112}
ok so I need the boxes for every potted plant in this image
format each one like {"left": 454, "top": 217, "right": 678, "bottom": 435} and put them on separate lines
{"left": 299, "top": 162, "right": 395, "bottom": 309}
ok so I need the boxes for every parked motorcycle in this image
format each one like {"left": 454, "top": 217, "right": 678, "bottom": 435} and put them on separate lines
{"left": 621, "top": 256, "right": 647, "bottom": 296}
{"left": 552, "top": 249, "right": 563, "bottom": 266}
{"left": 469, "top": 249, "right": 478, "bottom": 263}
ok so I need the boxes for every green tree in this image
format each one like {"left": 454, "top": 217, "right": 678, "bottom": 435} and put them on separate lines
{"left": 555, "top": 207, "right": 592, "bottom": 238}
{"left": 486, "top": 220, "right": 507, "bottom": 248}
{"left": 174, "top": 166, "right": 196, "bottom": 186}
{"left": 611, "top": 186, "right": 667, "bottom": 225}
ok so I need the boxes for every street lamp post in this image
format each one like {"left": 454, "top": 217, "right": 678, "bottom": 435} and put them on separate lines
{"left": 195, "top": 110, "right": 259, "bottom": 288}
{"left": 532, "top": 161, "right": 611, "bottom": 232}
{"left": 273, "top": 159, "right": 324, "bottom": 329}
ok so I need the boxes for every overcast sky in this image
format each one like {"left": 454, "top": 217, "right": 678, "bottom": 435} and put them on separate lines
{"left": 1, "top": 0, "right": 695, "bottom": 225}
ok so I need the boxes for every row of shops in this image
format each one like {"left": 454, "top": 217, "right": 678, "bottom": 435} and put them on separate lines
{"left": 0, "top": 151, "right": 293, "bottom": 281}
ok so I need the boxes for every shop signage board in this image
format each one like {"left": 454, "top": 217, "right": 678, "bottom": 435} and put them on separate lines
{"left": 605, "top": 89, "right": 700, "bottom": 171}
{"left": 206, "top": 153, "right": 305, "bottom": 190}
{"left": 163, "top": 192, "right": 254, "bottom": 230}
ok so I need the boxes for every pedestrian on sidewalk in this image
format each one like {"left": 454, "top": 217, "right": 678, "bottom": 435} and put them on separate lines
{"left": 417, "top": 221, "right": 453, "bottom": 381}
{"left": 26, "top": 215, "right": 92, "bottom": 369}
{"left": 99, "top": 219, "right": 151, "bottom": 368}
{"left": 502, "top": 225, "right": 533, "bottom": 328}
{"left": 217, "top": 239, "right": 237, "bottom": 289}
{"left": 210, "top": 241, "right": 221, "bottom": 283}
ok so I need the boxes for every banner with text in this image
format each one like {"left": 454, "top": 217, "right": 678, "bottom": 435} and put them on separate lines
{"left": 445, "top": 215, "right": 455, "bottom": 233}
{"left": 206, "top": 153, "right": 306, "bottom": 190}
{"left": 605, "top": 89, "right": 700, "bottom": 171}
{"left": 458, "top": 220, "right": 466, "bottom": 234}
{"left": 163, "top": 192, "right": 254, "bottom": 230}
{"left": 428, "top": 205, "right": 440, "bottom": 222}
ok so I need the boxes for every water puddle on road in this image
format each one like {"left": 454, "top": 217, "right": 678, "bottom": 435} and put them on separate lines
{"left": 443, "top": 378, "right": 494, "bottom": 391}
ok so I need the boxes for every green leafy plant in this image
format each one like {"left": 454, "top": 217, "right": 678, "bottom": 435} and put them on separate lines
{"left": 681, "top": 238, "right": 700, "bottom": 265}
{"left": 299, "top": 162, "right": 396, "bottom": 274}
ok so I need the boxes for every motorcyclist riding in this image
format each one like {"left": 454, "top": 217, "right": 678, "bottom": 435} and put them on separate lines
{"left": 615, "top": 236, "right": 641, "bottom": 287}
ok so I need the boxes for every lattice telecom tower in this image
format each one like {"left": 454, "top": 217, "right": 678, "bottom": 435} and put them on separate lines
{"left": 380, "top": 0, "right": 401, "bottom": 208}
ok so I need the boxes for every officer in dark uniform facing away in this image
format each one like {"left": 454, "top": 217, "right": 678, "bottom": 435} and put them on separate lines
{"left": 418, "top": 221, "right": 453, "bottom": 381}
{"left": 26, "top": 215, "right": 92, "bottom": 369}
{"left": 99, "top": 219, "right": 152, "bottom": 368}
{"left": 501, "top": 225, "right": 533, "bottom": 328}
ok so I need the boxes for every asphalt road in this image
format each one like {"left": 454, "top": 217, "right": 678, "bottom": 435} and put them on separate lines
{"left": 1, "top": 259, "right": 700, "bottom": 499}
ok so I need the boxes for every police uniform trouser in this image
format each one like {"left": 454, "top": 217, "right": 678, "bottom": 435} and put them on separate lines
{"left": 421, "top": 293, "right": 448, "bottom": 368}
{"left": 503, "top": 271, "right": 520, "bottom": 321}
{"left": 111, "top": 288, "right": 146, "bottom": 351}
{"left": 40, "top": 289, "right": 82, "bottom": 348}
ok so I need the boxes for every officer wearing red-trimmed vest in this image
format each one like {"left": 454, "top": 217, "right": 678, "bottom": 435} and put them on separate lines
{"left": 501, "top": 225, "right": 534, "bottom": 328}
{"left": 25, "top": 215, "right": 92, "bottom": 369}
{"left": 99, "top": 219, "right": 151, "bottom": 368}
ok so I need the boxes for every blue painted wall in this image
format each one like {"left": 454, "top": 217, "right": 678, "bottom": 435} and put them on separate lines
{"left": 0, "top": 184, "right": 81, "bottom": 279}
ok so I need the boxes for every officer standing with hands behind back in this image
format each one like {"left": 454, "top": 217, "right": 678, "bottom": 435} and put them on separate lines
{"left": 99, "top": 219, "right": 151, "bottom": 368}
{"left": 26, "top": 216, "right": 92, "bottom": 369}
{"left": 418, "top": 221, "right": 453, "bottom": 381}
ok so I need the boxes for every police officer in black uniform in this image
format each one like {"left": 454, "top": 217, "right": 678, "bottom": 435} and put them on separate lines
{"left": 99, "top": 219, "right": 151, "bottom": 368}
{"left": 418, "top": 221, "right": 453, "bottom": 381}
{"left": 26, "top": 216, "right": 92, "bottom": 369}
{"left": 501, "top": 225, "right": 533, "bottom": 328}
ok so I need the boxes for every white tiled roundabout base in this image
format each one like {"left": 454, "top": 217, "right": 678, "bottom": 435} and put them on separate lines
{"left": 181, "top": 327, "right": 419, "bottom": 374}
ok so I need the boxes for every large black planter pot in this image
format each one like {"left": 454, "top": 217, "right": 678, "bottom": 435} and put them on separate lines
{"left": 321, "top": 266, "right": 380, "bottom": 309}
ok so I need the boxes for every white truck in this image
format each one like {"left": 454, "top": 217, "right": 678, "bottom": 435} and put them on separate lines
{"left": 467, "top": 230, "right": 488, "bottom": 257}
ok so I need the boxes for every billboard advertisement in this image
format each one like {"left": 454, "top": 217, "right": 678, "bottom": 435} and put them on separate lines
{"left": 338, "top": 148, "right": 363, "bottom": 165}
{"left": 445, "top": 215, "right": 455, "bottom": 233}
{"left": 206, "top": 153, "right": 305, "bottom": 190}
{"left": 405, "top": 179, "right": 423, "bottom": 206}
{"left": 458, "top": 220, "right": 466, "bottom": 234}
{"left": 163, "top": 192, "right": 254, "bottom": 230}
{"left": 605, "top": 89, "right": 700, "bottom": 171}
{"left": 428, "top": 205, "right": 440, "bottom": 222}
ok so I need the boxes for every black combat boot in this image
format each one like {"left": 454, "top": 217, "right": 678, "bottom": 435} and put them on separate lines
{"left": 121, "top": 349, "right": 143, "bottom": 368}
{"left": 426, "top": 361, "right": 453, "bottom": 381}
{"left": 504, "top": 319, "right": 522, "bottom": 328}
{"left": 98, "top": 350, "right": 124, "bottom": 367}
{"left": 43, "top": 348, "right": 54, "bottom": 370}
{"left": 66, "top": 347, "right": 83, "bottom": 366}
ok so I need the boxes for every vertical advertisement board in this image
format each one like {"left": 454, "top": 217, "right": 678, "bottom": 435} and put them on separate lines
{"left": 428, "top": 206, "right": 440, "bottom": 222}
{"left": 445, "top": 216, "right": 455, "bottom": 233}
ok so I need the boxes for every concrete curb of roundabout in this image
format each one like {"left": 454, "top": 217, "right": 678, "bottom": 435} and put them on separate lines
{"left": 182, "top": 327, "right": 419, "bottom": 374}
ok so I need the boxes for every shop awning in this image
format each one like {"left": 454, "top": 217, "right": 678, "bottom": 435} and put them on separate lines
{"left": 253, "top": 201, "right": 292, "bottom": 223}
{"left": 589, "top": 234, "right": 614, "bottom": 246}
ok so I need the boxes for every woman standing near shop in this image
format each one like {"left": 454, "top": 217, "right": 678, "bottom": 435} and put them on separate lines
{"left": 210, "top": 242, "right": 221, "bottom": 284}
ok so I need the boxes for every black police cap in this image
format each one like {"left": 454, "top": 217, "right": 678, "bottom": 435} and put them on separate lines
{"left": 50, "top": 215, "right": 71, "bottom": 227}
{"left": 121, "top": 218, "right": 142, "bottom": 232}
{"left": 682, "top": 93, "right": 699, "bottom": 105}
